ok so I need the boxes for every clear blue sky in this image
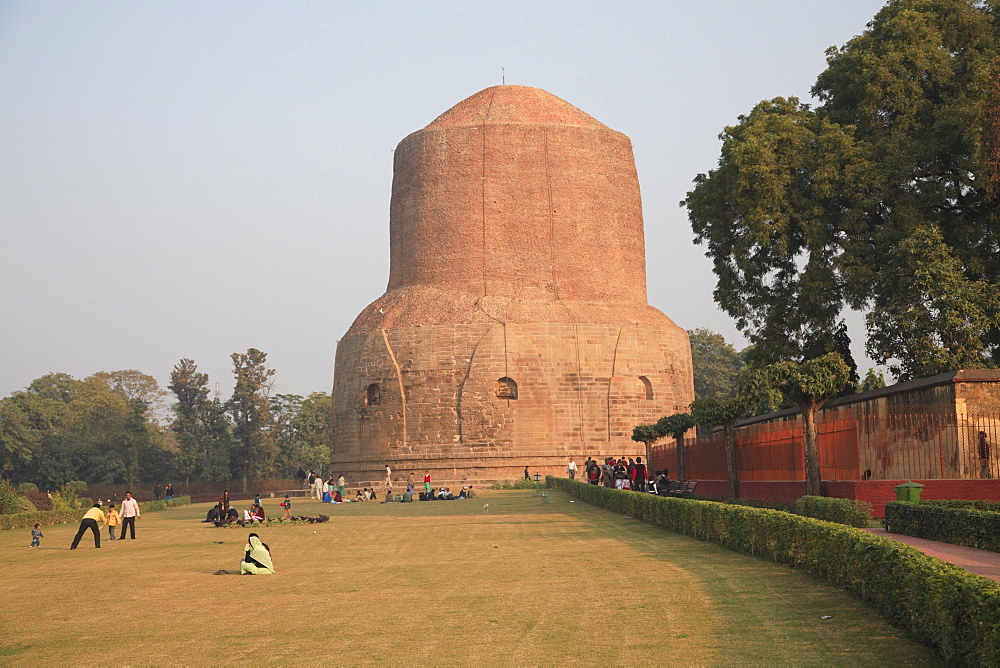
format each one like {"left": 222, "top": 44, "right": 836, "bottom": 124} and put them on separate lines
{"left": 0, "top": 1, "right": 888, "bottom": 399}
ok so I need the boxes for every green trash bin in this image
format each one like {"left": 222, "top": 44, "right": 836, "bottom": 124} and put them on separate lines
{"left": 894, "top": 481, "right": 924, "bottom": 502}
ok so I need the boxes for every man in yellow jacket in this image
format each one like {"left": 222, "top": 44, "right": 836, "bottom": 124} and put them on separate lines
{"left": 70, "top": 503, "right": 106, "bottom": 549}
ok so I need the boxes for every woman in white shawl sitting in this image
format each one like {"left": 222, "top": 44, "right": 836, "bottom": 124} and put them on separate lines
{"left": 240, "top": 533, "right": 274, "bottom": 575}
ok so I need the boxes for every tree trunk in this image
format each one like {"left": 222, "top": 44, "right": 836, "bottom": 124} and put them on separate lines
{"left": 676, "top": 435, "right": 686, "bottom": 482}
{"left": 724, "top": 424, "right": 739, "bottom": 499}
{"left": 802, "top": 400, "right": 822, "bottom": 496}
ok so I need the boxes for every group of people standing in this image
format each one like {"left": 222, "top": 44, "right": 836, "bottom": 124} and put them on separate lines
{"left": 581, "top": 456, "right": 651, "bottom": 492}
{"left": 68, "top": 491, "right": 141, "bottom": 549}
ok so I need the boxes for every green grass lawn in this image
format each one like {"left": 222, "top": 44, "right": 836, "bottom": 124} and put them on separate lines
{"left": 0, "top": 489, "right": 938, "bottom": 665}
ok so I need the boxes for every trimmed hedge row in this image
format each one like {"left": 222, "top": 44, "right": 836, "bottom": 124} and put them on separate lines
{"left": 548, "top": 477, "right": 1000, "bottom": 665}
{"left": 795, "top": 495, "right": 873, "bottom": 528}
{"left": 0, "top": 510, "right": 82, "bottom": 531}
{"left": 921, "top": 499, "right": 1000, "bottom": 513}
{"left": 884, "top": 501, "right": 1000, "bottom": 553}
{"left": 0, "top": 496, "right": 191, "bottom": 531}
{"left": 138, "top": 496, "right": 191, "bottom": 513}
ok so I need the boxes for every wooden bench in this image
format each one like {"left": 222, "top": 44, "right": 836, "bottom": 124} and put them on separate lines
{"left": 657, "top": 481, "right": 699, "bottom": 498}
{"left": 675, "top": 481, "right": 699, "bottom": 498}
{"left": 656, "top": 481, "right": 682, "bottom": 496}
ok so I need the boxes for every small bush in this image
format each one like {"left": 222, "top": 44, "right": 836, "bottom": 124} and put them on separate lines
{"left": 139, "top": 496, "right": 191, "bottom": 513}
{"left": 512, "top": 478, "right": 537, "bottom": 490}
{"left": 78, "top": 497, "right": 93, "bottom": 509}
{"left": 794, "top": 495, "right": 872, "bottom": 528}
{"left": 491, "top": 480, "right": 512, "bottom": 490}
{"left": 0, "top": 479, "right": 21, "bottom": 515}
{"left": 49, "top": 492, "right": 79, "bottom": 511}
{"left": 17, "top": 482, "right": 38, "bottom": 494}
{"left": 14, "top": 496, "right": 36, "bottom": 512}
{"left": 23, "top": 491, "right": 53, "bottom": 511}
{"left": 884, "top": 501, "right": 1000, "bottom": 553}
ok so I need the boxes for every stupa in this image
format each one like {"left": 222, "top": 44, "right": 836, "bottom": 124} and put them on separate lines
{"left": 331, "top": 85, "right": 693, "bottom": 486}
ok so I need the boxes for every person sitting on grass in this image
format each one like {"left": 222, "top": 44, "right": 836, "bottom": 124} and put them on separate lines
{"left": 466, "top": 486, "right": 478, "bottom": 499}
{"left": 356, "top": 489, "right": 366, "bottom": 502}
{"left": 240, "top": 533, "right": 274, "bottom": 575}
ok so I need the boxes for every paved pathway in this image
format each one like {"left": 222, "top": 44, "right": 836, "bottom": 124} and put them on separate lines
{"left": 864, "top": 528, "right": 1000, "bottom": 583}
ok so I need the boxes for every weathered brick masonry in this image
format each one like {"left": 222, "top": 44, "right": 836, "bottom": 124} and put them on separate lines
{"left": 332, "top": 86, "right": 693, "bottom": 487}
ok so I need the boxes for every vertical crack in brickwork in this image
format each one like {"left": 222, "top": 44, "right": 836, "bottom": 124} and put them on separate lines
{"left": 608, "top": 324, "right": 627, "bottom": 442}
{"left": 380, "top": 329, "right": 407, "bottom": 448}
{"left": 455, "top": 326, "right": 493, "bottom": 444}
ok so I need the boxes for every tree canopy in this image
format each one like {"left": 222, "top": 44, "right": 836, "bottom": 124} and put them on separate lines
{"left": 688, "top": 329, "right": 744, "bottom": 400}
{"left": 684, "top": 0, "right": 1000, "bottom": 381}
{"left": 3, "top": 352, "right": 332, "bottom": 488}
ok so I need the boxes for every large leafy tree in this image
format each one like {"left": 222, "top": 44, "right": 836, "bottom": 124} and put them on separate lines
{"left": 0, "top": 372, "right": 170, "bottom": 487}
{"left": 865, "top": 224, "right": 999, "bottom": 379}
{"left": 684, "top": 96, "right": 873, "bottom": 365}
{"left": 89, "top": 370, "right": 167, "bottom": 416}
{"left": 168, "top": 358, "right": 233, "bottom": 483}
{"left": 685, "top": 0, "right": 1000, "bottom": 380}
{"left": 272, "top": 392, "right": 333, "bottom": 476}
{"left": 229, "top": 348, "right": 277, "bottom": 491}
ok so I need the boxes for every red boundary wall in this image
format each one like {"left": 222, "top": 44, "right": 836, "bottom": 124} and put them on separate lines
{"left": 689, "top": 479, "right": 1000, "bottom": 517}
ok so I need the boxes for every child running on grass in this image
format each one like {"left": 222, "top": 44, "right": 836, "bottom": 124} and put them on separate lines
{"left": 281, "top": 495, "right": 291, "bottom": 519}
{"left": 30, "top": 523, "right": 43, "bottom": 548}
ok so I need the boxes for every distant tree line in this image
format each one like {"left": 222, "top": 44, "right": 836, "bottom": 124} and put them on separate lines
{"left": 0, "top": 349, "right": 331, "bottom": 491}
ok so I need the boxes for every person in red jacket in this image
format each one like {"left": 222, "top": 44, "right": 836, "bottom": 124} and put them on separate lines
{"left": 633, "top": 457, "right": 648, "bottom": 493}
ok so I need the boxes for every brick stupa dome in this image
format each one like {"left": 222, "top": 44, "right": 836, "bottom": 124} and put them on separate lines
{"left": 348, "top": 85, "right": 676, "bottom": 334}
{"left": 425, "top": 85, "right": 607, "bottom": 128}
{"left": 332, "top": 85, "right": 693, "bottom": 489}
